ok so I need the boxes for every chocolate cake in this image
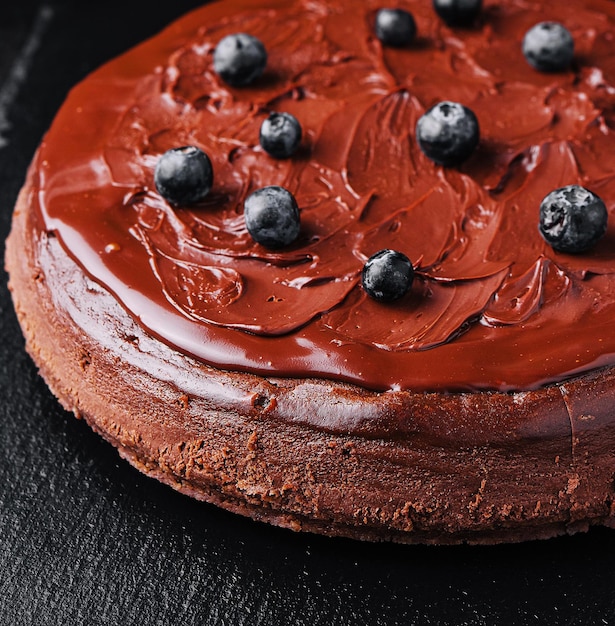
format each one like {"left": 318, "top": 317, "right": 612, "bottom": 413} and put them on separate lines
{"left": 6, "top": 0, "right": 615, "bottom": 544}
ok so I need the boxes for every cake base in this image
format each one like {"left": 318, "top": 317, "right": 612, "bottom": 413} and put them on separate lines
{"left": 7, "top": 161, "right": 615, "bottom": 544}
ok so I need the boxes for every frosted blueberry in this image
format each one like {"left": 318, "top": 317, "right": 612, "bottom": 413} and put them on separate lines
{"left": 244, "top": 186, "right": 301, "bottom": 249}
{"left": 154, "top": 146, "right": 213, "bottom": 206}
{"left": 522, "top": 22, "right": 574, "bottom": 72}
{"left": 433, "top": 0, "right": 482, "bottom": 26}
{"left": 213, "top": 33, "right": 267, "bottom": 86}
{"left": 416, "top": 101, "right": 479, "bottom": 167}
{"left": 362, "top": 249, "right": 414, "bottom": 302}
{"left": 374, "top": 8, "right": 417, "bottom": 47}
{"left": 260, "top": 112, "right": 302, "bottom": 159}
{"left": 539, "top": 185, "right": 608, "bottom": 253}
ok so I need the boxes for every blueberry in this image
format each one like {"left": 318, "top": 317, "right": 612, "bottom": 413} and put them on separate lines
{"left": 154, "top": 146, "right": 213, "bottom": 206}
{"left": 260, "top": 112, "right": 302, "bottom": 159}
{"left": 433, "top": 0, "right": 482, "bottom": 26}
{"left": 213, "top": 33, "right": 267, "bottom": 86}
{"left": 362, "top": 249, "right": 414, "bottom": 302}
{"left": 416, "top": 101, "right": 479, "bottom": 167}
{"left": 244, "top": 186, "right": 301, "bottom": 248}
{"left": 522, "top": 22, "right": 574, "bottom": 72}
{"left": 374, "top": 8, "right": 417, "bottom": 47}
{"left": 539, "top": 185, "right": 608, "bottom": 253}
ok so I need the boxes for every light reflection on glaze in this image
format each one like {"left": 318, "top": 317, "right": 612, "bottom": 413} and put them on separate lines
{"left": 35, "top": 0, "right": 615, "bottom": 391}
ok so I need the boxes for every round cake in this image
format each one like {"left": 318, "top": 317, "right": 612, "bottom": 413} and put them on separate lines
{"left": 6, "top": 0, "right": 615, "bottom": 544}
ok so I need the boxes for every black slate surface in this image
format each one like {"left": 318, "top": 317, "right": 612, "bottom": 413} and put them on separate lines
{"left": 1, "top": 2, "right": 615, "bottom": 625}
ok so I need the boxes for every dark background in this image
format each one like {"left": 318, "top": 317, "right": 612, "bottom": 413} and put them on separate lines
{"left": 1, "top": 2, "right": 614, "bottom": 624}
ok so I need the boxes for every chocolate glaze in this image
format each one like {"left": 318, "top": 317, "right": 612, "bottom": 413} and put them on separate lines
{"left": 33, "top": 0, "right": 615, "bottom": 392}
{"left": 10, "top": 171, "right": 615, "bottom": 543}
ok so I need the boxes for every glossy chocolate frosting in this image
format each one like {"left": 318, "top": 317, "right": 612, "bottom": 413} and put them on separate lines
{"left": 33, "top": 0, "right": 615, "bottom": 392}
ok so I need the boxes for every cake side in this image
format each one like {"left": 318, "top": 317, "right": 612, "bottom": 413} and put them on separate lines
{"left": 7, "top": 162, "right": 615, "bottom": 544}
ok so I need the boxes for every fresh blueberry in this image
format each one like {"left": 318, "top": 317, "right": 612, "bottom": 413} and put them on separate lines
{"left": 374, "top": 8, "right": 417, "bottom": 47}
{"left": 539, "top": 185, "right": 608, "bottom": 253}
{"left": 362, "top": 249, "right": 414, "bottom": 302}
{"left": 260, "top": 112, "right": 302, "bottom": 159}
{"left": 433, "top": 0, "right": 482, "bottom": 26}
{"left": 154, "top": 146, "right": 213, "bottom": 206}
{"left": 244, "top": 186, "right": 301, "bottom": 248}
{"left": 522, "top": 22, "right": 574, "bottom": 72}
{"left": 213, "top": 33, "right": 267, "bottom": 86}
{"left": 416, "top": 101, "right": 479, "bottom": 167}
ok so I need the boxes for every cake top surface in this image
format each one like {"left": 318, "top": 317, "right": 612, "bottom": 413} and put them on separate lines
{"left": 34, "top": 0, "right": 615, "bottom": 392}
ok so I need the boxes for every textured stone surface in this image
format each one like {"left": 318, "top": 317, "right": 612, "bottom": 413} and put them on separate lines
{"left": 2, "top": 1, "right": 615, "bottom": 624}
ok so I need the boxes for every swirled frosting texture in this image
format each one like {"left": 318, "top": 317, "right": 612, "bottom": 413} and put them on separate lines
{"left": 36, "top": 0, "right": 615, "bottom": 391}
